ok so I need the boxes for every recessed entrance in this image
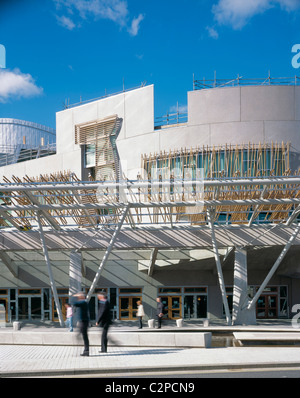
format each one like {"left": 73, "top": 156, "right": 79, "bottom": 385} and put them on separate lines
{"left": 257, "top": 295, "right": 278, "bottom": 319}
{"left": 119, "top": 296, "right": 141, "bottom": 320}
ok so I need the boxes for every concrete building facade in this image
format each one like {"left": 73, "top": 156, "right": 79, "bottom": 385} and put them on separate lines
{"left": 0, "top": 81, "right": 299, "bottom": 326}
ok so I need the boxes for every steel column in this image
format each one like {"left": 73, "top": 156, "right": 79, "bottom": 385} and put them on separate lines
{"left": 86, "top": 205, "right": 129, "bottom": 302}
{"left": 247, "top": 223, "right": 300, "bottom": 311}
{"left": 206, "top": 208, "right": 232, "bottom": 325}
{"left": 36, "top": 212, "right": 64, "bottom": 326}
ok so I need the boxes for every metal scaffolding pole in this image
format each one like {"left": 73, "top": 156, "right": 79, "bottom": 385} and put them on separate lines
{"left": 206, "top": 208, "right": 232, "bottom": 325}
{"left": 86, "top": 205, "right": 129, "bottom": 302}
{"left": 36, "top": 212, "right": 64, "bottom": 326}
{"left": 0, "top": 176, "right": 299, "bottom": 193}
{"left": 247, "top": 222, "right": 300, "bottom": 311}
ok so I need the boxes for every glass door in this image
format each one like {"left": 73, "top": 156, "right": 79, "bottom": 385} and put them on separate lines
{"left": 53, "top": 297, "right": 68, "bottom": 321}
{"left": 196, "top": 295, "right": 207, "bottom": 318}
{"left": 257, "top": 295, "right": 278, "bottom": 318}
{"left": 184, "top": 295, "right": 207, "bottom": 319}
{"left": 0, "top": 298, "right": 7, "bottom": 322}
{"left": 160, "top": 296, "right": 181, "bottom": 319}
{"left": 31, "top": 297, "right": 42, "bottom": 319}
{"left": 18, "top": 297, "right": 28, "bottom": 320}
{"left": 119, "top": 296, "right": 141, "bottom": 320}
{"left": 184, "top": 296, "right": 194, "bottom": 319}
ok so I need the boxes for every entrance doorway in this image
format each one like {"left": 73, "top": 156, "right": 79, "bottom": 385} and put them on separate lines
{"left": 184, "top": 295, "right": 207, "bottom": 319}
{"left": 118, "top": 288, "right": 142, "bottom": 320}
{"left": 160, "top": 296, "right": 181, "bottom": 319}
{"left": 18, "top": 289, "right": 42, "bottom": 320}
{"left": 257, "top": 295, "right": 278, "bottom": 318}
{"left": 53, "top": 297, "right": 68, "bottom": 321}
{"left": 0, "top": 298, "right": 7, "bottom": 322}
{"left": 119, "top": 296, "right": 141, "bottom": 320}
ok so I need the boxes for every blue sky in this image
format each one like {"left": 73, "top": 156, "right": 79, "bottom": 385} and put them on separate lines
{"left": 0, "top": 0, "right": 300, "bottom": 129}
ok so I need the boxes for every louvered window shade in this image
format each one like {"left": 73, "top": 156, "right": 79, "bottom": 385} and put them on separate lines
{"left": 75, "top": 115, "right": 117, "bottom": 145}
{"left": 75, "top": 115, "right": 118, "bottom": 181}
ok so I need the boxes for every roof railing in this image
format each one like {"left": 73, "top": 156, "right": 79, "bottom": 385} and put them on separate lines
{"left": 193, "top": 75, "right": 300, "bottom": 90}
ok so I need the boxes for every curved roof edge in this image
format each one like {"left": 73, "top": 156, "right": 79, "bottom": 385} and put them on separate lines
{"left": 0, "top": 118, "right": 56, "bottom": 135}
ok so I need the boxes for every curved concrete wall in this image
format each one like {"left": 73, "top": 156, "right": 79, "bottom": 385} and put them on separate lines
{"left": 187, "top": 85, "right": 300, "bottom": 151}
{"left": 116, "top": 85, "right": 300, "bottom": 177}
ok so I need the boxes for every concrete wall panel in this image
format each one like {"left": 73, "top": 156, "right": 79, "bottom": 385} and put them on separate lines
{"left": 188, "top": 87, "right": 241, "bottom": 125}
{"left": 241, "top": 86, "right": 295, "bottom": 122}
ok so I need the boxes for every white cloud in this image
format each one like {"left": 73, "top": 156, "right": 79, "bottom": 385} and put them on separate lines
{"left": 0, "top": 69, "right": 43, "bottom": 103}
{"left": 206, "top": 25, "right": 219, "bottom": 39}
{"left": 277, "top": 0, "right": 300, "bottom": 11}
{"left": 54, "top": 0, "right": 144, "bottom": 34}
{"left": 70, "top": 0, "right": 129, "bottom": 25}
{"left": 212, "top": 0, "right": 300, "bottom": 29}
{"left": 56, "top": 14, "right": 76, "bottom": 30}
{"left": 169, "top": 104, "right": 187, "bottom": 114}
{"left": 128, "top": 13, "right": 144, "bottom": 36}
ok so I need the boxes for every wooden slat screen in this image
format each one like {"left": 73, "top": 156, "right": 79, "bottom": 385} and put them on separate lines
{"left": 75, "top": 115, "right": 118, "bottom": 181}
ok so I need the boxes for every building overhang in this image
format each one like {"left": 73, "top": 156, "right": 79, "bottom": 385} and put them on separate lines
{"left": 0, "top": 176, "right": 299, "bottom": 231}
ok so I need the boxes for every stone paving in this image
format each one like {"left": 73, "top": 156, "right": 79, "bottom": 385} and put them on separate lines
{"left": 1, "top": 320, "right": 300, "bottom": 377}
{"left": 1, "top": 344, "right": 300, "bottom": 377}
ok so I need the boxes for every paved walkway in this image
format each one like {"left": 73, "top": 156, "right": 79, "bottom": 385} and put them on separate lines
{"left": 1, "top": 320, "right": 300, "bottom": 377}
{"left": 1, "top": 344, "right": 300, "bottom": 377}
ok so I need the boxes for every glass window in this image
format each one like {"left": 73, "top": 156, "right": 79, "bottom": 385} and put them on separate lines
{"left": 10, "top": 289, "right": 16, "bottom": 301}
{"left": 94, "top": 288, "right": 108, "bottom": 294}
{"left": 159, "top": 287, "right": 181, "bottom": 294}
{"left": 184, "top": 287, "right": 207, "bottom": 293}
{"left": 85, "top": 144, "right": 95, "bottom": 168}
{"left": 119, "top": 288, "right": 142, "bottom": 294}
{"left": 19, "top": 289, "right": 41, "bottom": 295}
{"left": 43, "top": 289, "right": 50, "bottom": 311}
{"left": 57, "top": 288, "right": 68, "bottom": 295}
{"left": 280, "top": 286, "right": 287, "bottom": 297}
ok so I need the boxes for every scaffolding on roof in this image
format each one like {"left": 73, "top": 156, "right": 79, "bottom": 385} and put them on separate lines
{"left": 193, "top": 74, "right": 300, "bottom": 90}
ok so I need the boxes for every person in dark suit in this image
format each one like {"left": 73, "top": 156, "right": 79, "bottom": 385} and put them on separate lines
{"left": 73, "top": 292, "right": 90, "bottom": 356}
{"left": 96, "top": 292, "right": 112, "bottom": 353}
{"left": 156, "top": 297, "right": 165, "bottom": 329}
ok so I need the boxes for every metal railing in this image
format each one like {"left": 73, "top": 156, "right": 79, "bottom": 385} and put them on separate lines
{"left": 0, "top": 143, "right": 56, "bottom": 167}
{"left": 193, "top": 75, "right": 300, "bottom": 90}
{"left": 63, "top": 82, "right": 147, "bottom": 109}
{"left": 154, "top": 111, "right": 188, "bottom": 129}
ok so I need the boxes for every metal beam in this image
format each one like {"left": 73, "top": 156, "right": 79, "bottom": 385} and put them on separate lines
{"left": 2, "top": 197, "right": 300, "bottom": 213}
{"left": 247, "top": 222, "right": 300, "bottom": 311}
{"left": 248, "top": 185, "right": 267, "bottom": 227}
{"left": 86, "top": 205, "right": 129, "bottom": 302}
{"left": 206, "top": 208, "right": 232, "bottom": 325}
{"left": 285, "top": 205, "right": 300, "bottom": 226}
{"left": 0, "top": 207, "right": 21, "bottom": 228}
{"left": 36, "top": 212, "right": 64, "bottom": 326}
{"left": 0, "top": 176, "right": 298, "bottom": 192}
{"left": 23, "top": 191, "right": 61, "bottom": 231}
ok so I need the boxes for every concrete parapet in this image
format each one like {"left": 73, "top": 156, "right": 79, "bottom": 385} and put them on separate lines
{"left": 0, "top": 330, "right": 212, "bottom": 348}
{"left": 234, "top": 332, "right": 300, "bottom": 346}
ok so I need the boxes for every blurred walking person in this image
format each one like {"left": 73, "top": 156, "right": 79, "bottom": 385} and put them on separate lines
{"left": 137, "top": 300, "right": 145, "bottom": 329}
{"left": 96, "top": 292, "right": 112, "bottom": 353}
{"left": 73, "top": 292, "right": 90, "bottom": 356}
{"left": 156, "top": 297, "right": 165, "bottom": 329}
{"left": 65, "top": 302, "right": 73, "bottom": 332}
